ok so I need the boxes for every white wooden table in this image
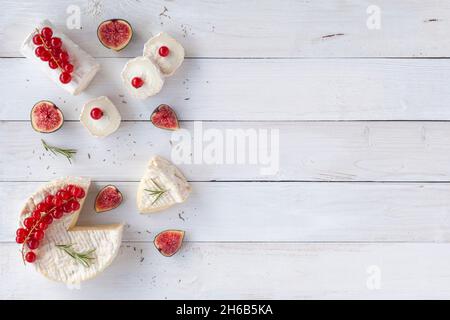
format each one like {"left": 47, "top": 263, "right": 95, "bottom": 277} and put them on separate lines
{"left": 2, "top": 0, "right": 450, "bottom": 299}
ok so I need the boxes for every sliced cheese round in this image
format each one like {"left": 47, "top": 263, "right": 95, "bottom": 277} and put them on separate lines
{"left": 137, "top": 156, "right": 191, "bottom": 213}
{"left": 143, "top": 32, "right": 185, "bottom": 76}
{"left": 80, "top": 96, "right": 121, "bottom": 138}
{"left": 121, "top": 56, "right": 164, "bottom": 99}
{"left": 18, "top": 177, "right": 124, "bottom": 284}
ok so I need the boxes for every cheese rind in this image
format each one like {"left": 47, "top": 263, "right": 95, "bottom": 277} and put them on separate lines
{"left": 143, "top": 32, "right": 185, "bottom": 76}
{"left": 20, "top": 20, "right": 100, "bottom": 95}
{"left": 80, "top": 96, "right": 121, "bottom": 137}
{"left": 137, "top": 156, "right": 191, "bottom": 213}
{"left": 121, "top": 56, "right": 165, "bottom": 99}
{"left": 18, "top": 177, "right": 124, "bottom": 284}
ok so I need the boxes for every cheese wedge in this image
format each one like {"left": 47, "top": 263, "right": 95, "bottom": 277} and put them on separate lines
{"left": 20, "top": 20, "right": 100, "bottom": 95}
{"left": 143, "top": 32, "right": 185, "bottom": 76}
{"left": 18, "top": 177, "right": 123, "bottom": 284}
{"left": 137, "top": 156, "right": 191, "bottom": 213}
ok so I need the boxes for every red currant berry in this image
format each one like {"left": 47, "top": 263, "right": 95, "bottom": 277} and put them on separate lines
{"left": 35, "top": 46, "right": 46, "bottom": 57}
{"left": 36, "top": 202, "right": 47, "bottom": 212}
{"left": 64, "top": 63, "right": 74, "bottom": 73}
{"left": 65, "top": 184, "right": 75, "bottom": 193}
{"left": 62, "top": 190, "right": 71, "bottom": 200}
{"left": 27, "top": 239, "right": 39, "bottom": 250}
{"left": 45, "top": 195, "right": 54, "bottom": 205}
{"left": 37, "top": 222, "right": 48, "bottom": 231}
{"left": 33, "top": 230, "right": 45, "bottom": 241}
{"left": 131, "top": 77, "right": 144, "bottom": 88}
{"left": 31, "top": 210, "right": 41, "bottom": 220}
{"left": 25, "top": 251, "right": 37, "bottom": 263}
{"left": 15, "top": 235, "right": 25, "bottom": 244}
{"left": 40, "top": 50, "right": 51, "bottom": 62}
{"left": 69, "top": 200, "right": 80, "bottom": 212}
{"left": 74, "top": 187, "right": 85, "bottom": 199}
{"left": 41, "top": 27, "right": 53, "bottom": 39}
{"left": 32, "top": 34, "right": 43, "bottom": 45}
{"left": 59, "top": 72, "right": 72, "bottom": 84}
{"left": 59, "top": 51, "right": 69, "bottom": 62}
{"left": 51, "top": 207, "right": 64, "bottom": 219}
{"left": 52, "top": 196, "right": 63, "bottom": 207}
{"left": 158, "top": 46, "right": 170, "bottom": 57}
{"left": 90, "top": 107, "right": 103, "bottom": 120}
{"left": 63, "top": 202, "right": 73, "bottom": 213}
{"left": 16, "top": 228, "right": 28, "bottom": 238}
{"left": 50, "top": 37, "right": 62, "bottom": 48}
{"left": 23, "top": 217, "right": 36, "bottom": 229}
{"left": 48, "top": 59, "right": 58, "bottom": 69}
{"left": 42, "top": 214, "right": 53, "bottom": 225}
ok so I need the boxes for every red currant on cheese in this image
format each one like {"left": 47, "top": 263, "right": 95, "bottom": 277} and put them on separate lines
{"left": 37, "top": 222, "right": 48, "bottom": 231}
{"left": 59, "top": 51, "right": 69, "bottom": 62}
{"left": 59, "top": 72, "right": 72, "bottom": 84}
{"left": 45, "top": 195, "right": 54, "bottom": 206}
{"left": 33, "top": 230, "right": 45, "bottom": 241}
{"left": 64, "top": 63, "right": 74, "bottom": 73}
{"left": 31, "top": 210, "right": 41, "bottom": 220}
{"left": 50, "top": 37, "right": 62, "bottom": 48}
{"left": 23, "top": 217, "right": 36, "bottom": 229}
{"left": 63, "top": 202, "right": 72, "bottom": 213}
{"left": 16, "top": 235, "right": 25, "bottom": 244}
{"left": 16, "top": 228, "right": 28, "bottom": 238}
{"left": 51, "top": 207, "right": 64, "bottom": 219}
{"left": 159, "top": 46, "right": 170, "bottom": 57}
{"left": 41, "top": 27, "right": 53, "bottom": 39}
{"left": 48, "top": 59, "right": 58, "bottom": 69}
{"left": 90, "top": 107, "right": 103, "bottom": 120}
{"left": 40, "top": 50, "right": 51, "bottom": 62}
{"left": 74, "top": 187, "right": 85, "bottom": 199}
{"left": 25, "top": 251, "right": 37, "bottom": 263}
{"left": 131, "top": 77, "right": 144, "bottom": 88}
{"left": 36, "top": 202, "right": 47, "bottom": 212}
{"left": 42, "top": 214, "right": 53, "bottom": 225}
{"left": 52, "top": 196, "right": 63, "bottom": 207}
{"left": 32, "top": 34, "right": 43, "bottom": 45}
{"left": 35, "top": 46, "right": 46, "bottom": 57}
{"left": 27, "top": 239, "right": 39, "bottom": 250}
{"left": 69, "top": 200, "right": 80, "bottom": 212}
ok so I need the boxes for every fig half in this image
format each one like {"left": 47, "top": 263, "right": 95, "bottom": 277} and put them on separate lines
{"left": 95, "top": 185, "right": 123, "bottom": 213}
{"left": 154, "top": 230, "right": 184, "bottom": 257}
{"left": 97, "top": 19, "right": 133, "bottom": 51}
{"left": 30, "top": 100, "right": 64, "bottom": 133}
{"left": 151, "top": 104, "right": 179, "bottom": 131}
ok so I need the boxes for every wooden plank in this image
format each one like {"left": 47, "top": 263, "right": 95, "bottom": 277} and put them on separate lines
{"left": 2, "top": 181, "right": 450, "bottom": 242}
{"left": 2, "top": 0, "right": 450, "bottom": 58}
{"left": 2, "top": 121, "right": 450, "bottom": 181}
{"left": 4, "top": 58, "right": 450, "bottom": 121}
{"left": 1, "top": 242, "right": 450, "bottom": 299}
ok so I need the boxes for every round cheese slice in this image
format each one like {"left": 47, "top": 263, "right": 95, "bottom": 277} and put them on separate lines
{"left": 80, "top": 96, "right": 121, "bottom": 138}
{"left": 137, "top": 156, "right": 191, "bottom": 213}
{"left": 143, "top": 32, "right": 185, "bottom": 76}
{"left": 121, "top": 56, "right": 164, "bottom": 99}
{"left": 18, "top": 177, "right": 124, "bottom": 284}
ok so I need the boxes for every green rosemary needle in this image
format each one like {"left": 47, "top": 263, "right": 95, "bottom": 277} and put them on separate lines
{"left": 42, "top": 139, "right": 77, "bottom": 163}
{"left": 145, "top": 179, "right": 168, "bottom": 205}
{"left": 56, "top": 244, "right": 96, "bottom": 268}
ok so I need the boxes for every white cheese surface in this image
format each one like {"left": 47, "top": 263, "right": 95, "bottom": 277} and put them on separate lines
{"left": 143, "top": 32, "right": 185, "bottom": 76}
{"left": 121, "top": 56, "right": 164, "bottom": 99}
{"left": 137, "top": 156, "right": 191, "bottom": 213}
{"left": 80, "top": 96, "right": 121, "bottom": 137}
{"left": 20, "top": 20, "right": 100, "bottom": 95}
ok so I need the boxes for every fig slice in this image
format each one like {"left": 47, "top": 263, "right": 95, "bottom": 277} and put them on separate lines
{"left": 154, "top": 230, "right": 185, "bottom": 257}
{"left": 95, "top": 185, "right": 123, "bottom": 213}
{"left": 151, "top": 104, "right": 179, "bottom": 131}
{"left": 97, "top": 19, "right": 133, "bottom": 51}
{"left": 30, "top": 100, "right": 64, "bottom": 133}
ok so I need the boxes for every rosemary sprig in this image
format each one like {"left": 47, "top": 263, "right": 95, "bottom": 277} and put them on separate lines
{"left": 145, "top": 179, "right": 167, "bottom": 205}
{"left": 56, "top": 244, "right": 96, "bottom": 268}
{"left": 42, "top": 139, "right": 76, "bottom": 163}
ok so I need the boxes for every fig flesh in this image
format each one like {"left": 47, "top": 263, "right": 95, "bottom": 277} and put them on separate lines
{"left": 95, "top": 185, "right": 123, "bottom": 213}
{"left": 151, "top": 104, "right": 179, "bottom": 130}
{"left": 97, "top": 19, "right": 133, "bottom": 51}
{"left": 154, "top": 230, "right": 184, "bottom": 257}
{"left": 30, "top": 100, "right": 64, "bottom": 133}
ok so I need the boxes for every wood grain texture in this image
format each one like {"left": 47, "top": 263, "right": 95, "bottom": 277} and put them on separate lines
{"left": 2, "top": 242, "right": 450, "bottom": 299}
{"left": 4, "top": 58, "right": 450, "bottom": 121}
{"left": 2, "top": 121, "right": 450, "bottom": 181}
{"left": 2, "top": 181, "right": 450, "bottom": 242}
{"left": 1, "top": 0, "right": 450, "bottom": 58}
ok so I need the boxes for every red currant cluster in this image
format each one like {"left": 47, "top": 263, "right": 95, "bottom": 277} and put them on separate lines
{"left": 32, "top": 27, "right": 74, "bottom": 84}
{"left": 16, "top": 184, "right": 86, "bottom": 263}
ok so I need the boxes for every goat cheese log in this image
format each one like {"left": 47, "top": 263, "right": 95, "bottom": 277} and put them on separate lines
{"left": 17, "top": 177, "right": 123, "bottom": 284}
{"left": 20, "top": 20, "right": 100, "bottom": 95}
